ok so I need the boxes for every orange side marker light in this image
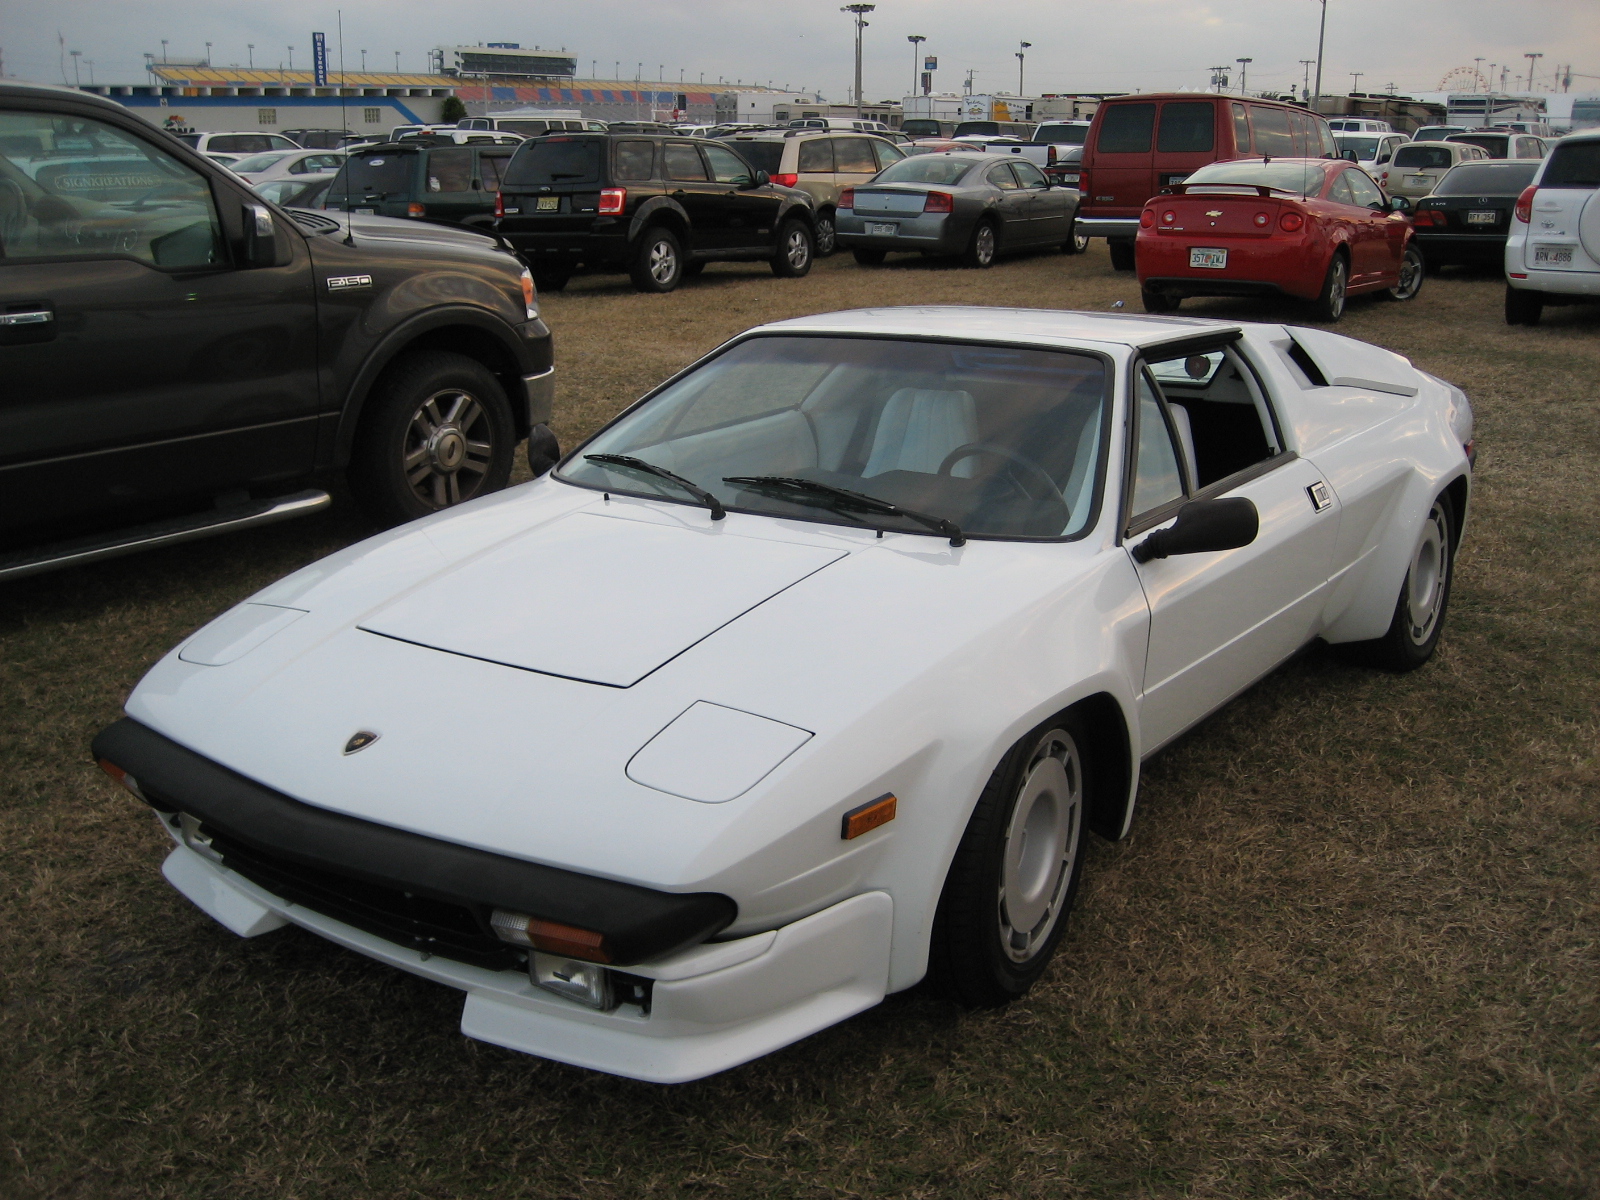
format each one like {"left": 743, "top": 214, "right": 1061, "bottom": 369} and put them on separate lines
{"left": 842, "top": 793, "right": 897, "bottom": 840}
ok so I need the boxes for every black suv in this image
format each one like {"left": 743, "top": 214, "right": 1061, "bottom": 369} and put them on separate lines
{"left": 322, "top": 137, "right": 521, "bottom": 235}
{"left": 0, "top": 82, "right": 556, "bottom": 581}
{"left": 494, "top": 133, "right": 816, "bottom": 292}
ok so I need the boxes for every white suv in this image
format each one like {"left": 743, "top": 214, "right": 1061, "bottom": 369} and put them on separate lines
{"left": 1505, "top": 130, "right": 1600, "bottom": 324}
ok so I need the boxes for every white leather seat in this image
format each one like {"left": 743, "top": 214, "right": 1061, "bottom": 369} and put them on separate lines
{"left": 864, "top": 388, "right": 978, "bottom": 477}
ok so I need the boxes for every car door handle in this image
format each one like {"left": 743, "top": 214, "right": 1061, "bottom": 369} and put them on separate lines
{"left": 0, "top": 309, "right": 53, "bottom": 325}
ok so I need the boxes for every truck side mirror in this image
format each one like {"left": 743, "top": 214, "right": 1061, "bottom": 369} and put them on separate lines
{"left": 1340, "top": 149, "right": 1359, "bottom": 162}
{"left": 243, "top": 203, "right": 278, "bottom": 268}
{"left": 1132, "top": 497, "right": 1259, "bottom": 563}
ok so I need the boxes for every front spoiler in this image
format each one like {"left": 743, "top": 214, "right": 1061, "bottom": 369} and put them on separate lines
{"left": 162, "top": 842, "right": 893, "bottom": 1084}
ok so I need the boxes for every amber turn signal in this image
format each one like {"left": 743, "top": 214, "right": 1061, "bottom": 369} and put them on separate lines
{"left": 841, "top": 793, "right": 897, "bottom": 840}
{"left": 490, "top": 910, "right": 611, "bottom": 963}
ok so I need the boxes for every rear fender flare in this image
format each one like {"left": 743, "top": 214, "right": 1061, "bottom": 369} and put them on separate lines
{"left": 628, "top": 197, "right": 691, "bottom": 243}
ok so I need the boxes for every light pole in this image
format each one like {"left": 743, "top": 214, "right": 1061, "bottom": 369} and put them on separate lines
{"left": 842, "top": 4, "right": 874, "bottom": 114}
{"left": 1016, "top": 41, "right": 1031, "bottom": 95}
{"left": 69, "top": 50, "right": 81, "bottom": 86}
{"left": 1350, "top": 70, "right": 1362, "bottom": 93}
{"left": 907, "top": 35, "right": 925, "bottom": 98}
{"left": 1524, "top": 52, "right": 1543, "bottom": 91}
{"left": 1299, "top": 59, "right": 1315, "bottom": 101}
{"left": 1474, "top": 57, "right": 1486, "bottom": 92}
{"left": 161, "top": 39, "right": 169, "bottom": 64}
{"left": 1311, "top": 0, "right": 1327, "bottom": 112}
{"left": 393, "top": 51, "right": 400, "bottom": 72}
{"left": 360, "top": 49, "right": 366, "bottom": 71}
{"left": 288, "top": 46, "right": 295, "bottom": 71}
{"left": 204, "top": 41, "right": 212, "bottom": 66}
{"left": 85, "top": 59, "right": 95, "bottom": 85}
{"left": 1236, "top": 57, "right": 1252, "bottom": 96}
{"left": 248, "top": 43, "right": 254, "bottom": 68}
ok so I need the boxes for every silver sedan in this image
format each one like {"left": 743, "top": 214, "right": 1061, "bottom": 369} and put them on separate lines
{"left": 835, "top": 152, "right": 1081, "bottom": 268}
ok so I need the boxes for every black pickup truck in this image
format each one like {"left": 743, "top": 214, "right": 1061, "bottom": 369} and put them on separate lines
{"left": 0, "top": 82, "right": 556, "bottom": 581}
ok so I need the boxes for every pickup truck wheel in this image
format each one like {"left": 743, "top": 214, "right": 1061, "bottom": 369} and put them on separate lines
{"left": 770, "top": 219, "right": 814, "bottom": 277}
{"left": 629, "top": 227, "right": 684, "bottom": 293}
{"left": 962, "top": 219, "right": 998, "bottom": 268}
{"left": 853, "top": 248, "right": 887, "bottom": 266}
{"left": 1107, "top": 239, "right": 1137, "bottom": 271}
{"left": 1505, "top": 284, "right": 1543, "bottom": 326}
{"left": 348, "top": 351, "right": 515, "bottom": 527}
{"left": 814, "top": 211, "right": 837, "bottom": 256}
{"left": 928, "top": 716, "right": 1091, "bottom": 1007}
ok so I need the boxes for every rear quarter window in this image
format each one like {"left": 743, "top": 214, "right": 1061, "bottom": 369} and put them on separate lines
{"left": 797, "top": 139, "right": 834, "bottom": 173}
{"left": 614, "top": 140, "right": 655, "bottom": 180}
{"left": 1096, "top": 103, "right": 1155, "bottom": 154}
{"left": 503, "top": 138, "right": 604, "bottom": 189}
{"left": 425, "top": 147, "right": 473, "bottom": 192}
{"left": 1542, "top": 142, "right": 1600, "bottom": 188}
{"left": 1156, "top": 102, "right": 1215, "bottom": 153}
{"left": 1249, "top": 107, "right": 1294, "bottom": 157}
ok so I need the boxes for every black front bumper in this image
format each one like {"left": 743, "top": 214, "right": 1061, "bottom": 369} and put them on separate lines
{"left": 93, "top": 718, "right": 736, "bottom": 968}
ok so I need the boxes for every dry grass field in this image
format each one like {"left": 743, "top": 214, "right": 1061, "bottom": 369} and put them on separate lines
{"left": 3, "top": 244, "right": 1597, "bottom": 1199}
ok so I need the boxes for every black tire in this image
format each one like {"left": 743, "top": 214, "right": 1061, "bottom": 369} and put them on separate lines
{"left": 531, "top": 271, "right": 569, "bottom": 293}
{"left": 928, "top": 714, "right": 1092, "bottom": 1008}
{"left": 1384, "top": 245, "right": 1425, "bottom": 301}
{"left": 1343, "top": 492, "right": 1456, "bottom": 672}
{"left": 682, "top": 260, "right": 706, "bottom": 278}
{"left": 853, "top": 248, "right": 887, "bottom": 266}
{"left": 814, "top": 210, "right": 838, "bottom": 256}
{"left": 628, "top": 226, "right": 684, "bottom": 293}
{"left": 526, "top": 423, "right": 561, "bottom": 478}
{"left": 962, "top": 219, "right": 999, "bottom": 268}
{"left": 347, "top": 350, "right": 516, "bottom": 527}
{"left": 1505, "top": 284, "right": 1543, "bottom": 326}
{"left": 770, "top": 219, "right": 814, "bottom": 278}
{"left": 1062, "top": 231, "right": 1090, "bottom": 255}
{"left": 1141, "top": 287, "right": 1179, "bottom": 313}
{"left": 1310, "top": 251, "right": 1349, "bottom": 322}
{"left": 1108, "top": 238, "right": 1136, "bottom": 272}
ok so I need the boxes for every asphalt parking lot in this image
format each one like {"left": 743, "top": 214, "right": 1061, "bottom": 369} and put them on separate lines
{"left": 4, "top": 245, "right": 1597, "bottom": 1198}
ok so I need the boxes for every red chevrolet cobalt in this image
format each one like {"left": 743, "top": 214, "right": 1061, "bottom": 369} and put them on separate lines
{"left": 1136, "top": 159, "right": 1424, "bottom": 320}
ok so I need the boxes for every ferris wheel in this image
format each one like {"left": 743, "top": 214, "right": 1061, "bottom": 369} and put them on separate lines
{"left": 1438, "top": 66, "right": 1488, "bottom": 92}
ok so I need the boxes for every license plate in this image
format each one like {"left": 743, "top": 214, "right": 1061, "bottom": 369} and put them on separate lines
{"left": 1163, "top": 174, "right": 1189, "bottom": 186}
{"left": 1466, "top": 211, "right": 1498, "bottom": 225}
{"left": 536, "top": 196, "right": 560, "bottom": 212}
{"left": 354, "top": 207, "right": 375, "bottom": 215}
{"left": 1061, "top": 173, "right": 1080, "bottom": 185}
{"left": 867, "top": 222, "right": 897, "bottom": 237}
{"left": 1533, "top": 244, "right": 1574, "bottom": 266}
{"left": 1189, "top": 247, "right": 1227, "bottom": 269}
{"left": 1404, "top": 175, "right": 1431, "bottom": 188}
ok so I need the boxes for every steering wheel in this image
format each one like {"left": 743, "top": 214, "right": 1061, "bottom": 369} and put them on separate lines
{"left": 938, "top": 442, "right": 1066, "bottom": 508}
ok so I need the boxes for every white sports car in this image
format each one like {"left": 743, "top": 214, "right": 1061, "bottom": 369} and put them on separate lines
{"left": 94, "top": 307, "right": 1474, "bottom": 1083}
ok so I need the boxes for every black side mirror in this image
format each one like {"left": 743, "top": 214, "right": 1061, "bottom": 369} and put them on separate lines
{"left": 242, "top": 203, "right": 278, "bottom": 268}
{"left": 1389, "top": 195, "right": 1412, "bottom": 214}
{"left": 752, "top": 169, "right": 771, "bottom": 188}
{"left": 1132, "top": 497, "right": 1259, "bottom": 563}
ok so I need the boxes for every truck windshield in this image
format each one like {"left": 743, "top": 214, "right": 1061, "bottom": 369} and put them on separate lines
{"left": 502, "top": 138, "right": 604, "bottom": 188}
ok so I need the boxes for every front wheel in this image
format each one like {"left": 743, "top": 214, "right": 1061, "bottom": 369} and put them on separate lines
{"left": 1310, "top": 252, "right": 1349, "bottom": 322}
{"left": 1345, "top": 493, "right": 1456, "bottom": 671}
{"left": 347, "top": 351, "right": 515, "bottom": 527}
{"left": 1505, "top": 284, "right": 1543, "bottom": 326}
{"left": 1141, "top": 287, "right": 1179, "bottom": 313}
{"left": 962, "top": 220, "right": 998, "bottom": 268}
{"left": 770, "top": 219, "right": 814, "bottom": 278}
{"left": 628, "top": 226, "right": 684, "bottom": 293}
{"left": 928, "top": 717, "right": 1091, "bottom": 1007}
{"left": 1062, "top": 232, "right": 1090, "bottom": 255}
{"left": 1385, "top": 245, "right": 1425, "bottom": 300}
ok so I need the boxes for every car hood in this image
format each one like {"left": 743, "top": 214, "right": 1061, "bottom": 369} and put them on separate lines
{"left": 317, "top": 211, "right": 501, "bottom": 251}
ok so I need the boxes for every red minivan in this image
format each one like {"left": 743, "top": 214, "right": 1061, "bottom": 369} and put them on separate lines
{"left": 1076, "top": 94, "right": 1338, "bottom": 270}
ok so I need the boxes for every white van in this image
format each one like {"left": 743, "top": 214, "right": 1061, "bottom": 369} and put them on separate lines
{"left": 1326, "top": 118, "right": 1395, "bottom": 134}
{"left": 457, "top": 115, "right": 606, "bottom": 136}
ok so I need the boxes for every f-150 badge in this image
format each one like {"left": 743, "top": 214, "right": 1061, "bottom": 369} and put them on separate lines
{"left": 327, "top": 274, "right": 373, "bottom": 291}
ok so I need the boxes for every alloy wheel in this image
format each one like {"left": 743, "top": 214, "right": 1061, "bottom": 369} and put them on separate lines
{"left": 402, "top": 388, "right": 495, "bottom": 509}
{"left": 974, "top": 224, "right": 996, "bottom": 266}
{"left": 785, "top": 227, "right": 810, "bottom": 270}
{"left": 815, "top": 214, "right": 836, "bottom": 255}
{"left": 648, "top": 238, "right": 678, "bottom": 285}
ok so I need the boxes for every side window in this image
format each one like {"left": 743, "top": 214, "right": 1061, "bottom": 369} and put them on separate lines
{"left": 1097, "top": 102, "right": 1156, "bottom": 154}
{"left": 1317, "top": 121, "right": 1338, "bottom": 158}
{"left": 797, "top": 138, "right": 834, "bottom": 173}
{"left": 478, "top": 153, "right": 508, "bottom": 191}
{"left": 1232, "top": 103, "right": 1252, "bottom": 155}
{"left": 664, "top": 142, "right": 708, "bottom": 181}
{"left": 987, "top": 163, "right": 1020, "bottom": 190}
{"left": 0, "top": 108, "right": 223, "bottom": 269}
{"left": 426, "top": 147, "right": 473, "bottom": 192}
{"left": 872, "top": 140, "right": 905, "bottom": 168}
{"left": 1012, "top": 160, "right": 1048, "bottom": 189}
{"left": 1250, "top": 107, "right": 1294, "bottom": 157}
{"left": 833, "top": 138, "right": 877, "bottom": 173}
{"left": 1156, "top": 102, "right": 1216, "bottom": 153}
{"left": 1130, "top": 373, "right": 1185, "bottom": 520}
{"left": 1326, "top": 172, "right": 1357, "bottom": 206}
{"left": 703, "top": 143, "right": 752, "bottom": 184}
{"left": 614, "top": 140, "right": 655, "bottom": 181}
{"left": 1345, "top": 169, "right": 1385, "bottom": 209}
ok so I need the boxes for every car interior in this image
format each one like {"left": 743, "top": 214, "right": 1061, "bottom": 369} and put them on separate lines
{"left": 1143, "top": 346, "right": 1282, "bottom": 492}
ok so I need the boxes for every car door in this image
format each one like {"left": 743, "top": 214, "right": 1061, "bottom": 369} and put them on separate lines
{"left": 1012, "top": 158, "right": 1070, "bottom": 242}
{"left": 1343, "top": 167, "right": 1402, "bottom": 283}
{"left": 701, "top": 141, "right": 776, "bottom": 250}
{"left": 662, "top": 141, "right": 731, "bottom": 251}
{"left": 982, "top": 162, "right": 1033, "bottom": 242}
{"left": 0, "top": 102, "right": 319, "bottom": 544}
{"left": 1125, "top": 358, "right": 1341, "bottom": 752}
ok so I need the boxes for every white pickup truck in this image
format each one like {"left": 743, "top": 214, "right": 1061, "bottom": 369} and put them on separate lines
{"left": 951, "top": 120, "right": 1090, "bottom": 185}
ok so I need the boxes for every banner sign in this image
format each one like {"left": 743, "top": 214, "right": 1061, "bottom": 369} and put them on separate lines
{"left": 312, "top": 32, "right": 329, "bottom": 86}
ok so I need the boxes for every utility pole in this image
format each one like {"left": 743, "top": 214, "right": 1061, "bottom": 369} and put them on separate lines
{"left": 1237, "top": 57, "right": 1252, "bottom": 96}
{"left": 1474, "top": 57, "right": 1485, "bottom": 91}
{"left": 393, "top": 51, "right": 400, "bottom": 72}
{"left": 1299, "top": 59, "right": 1315, "bottom": 102}
{"left": 248, "top": 43, "right": 254, "bottom": 68}
{"left": 1210, "top": 66, "right": 1229, "bottom": 94}
{"left": 1016, "top": 41, "right": 1031, "bottom": 95}
{"left": 1524, "top": 52, "right": 1543, "bottom": 91}
{"left": 965, "top": 68, "right": 976, "bottom": 95}
{"left": 907, "top": 35, "right": 925, "bottom": 98}
{"left": 1349, "top": 70, "right": 1362, "bottom": 93}
{"left": 1311, "top": 0, "right": 1327, "bottom": 111}
{"left": 842, "top": 4, "right": 874, "bottom": 113}
{"left": 69, "top": 49, "right": 81, "bottom": 86}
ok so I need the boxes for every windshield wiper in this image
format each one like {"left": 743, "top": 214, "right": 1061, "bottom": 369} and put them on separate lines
{"left": 584, "top": 454, "right": 726, "bottom": 520}
{"left": 723, "top": 475, "right": 965, "bottom": 547}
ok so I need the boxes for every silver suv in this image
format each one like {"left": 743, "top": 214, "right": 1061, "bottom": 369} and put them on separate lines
{"left": 723, "top": 130, "right": 906, "bottom": 255}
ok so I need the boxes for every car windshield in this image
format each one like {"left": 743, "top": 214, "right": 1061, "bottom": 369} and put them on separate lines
{"left": 231, "top": 153, "right": 291, "bottom": 173}
{"left": 559, "top": 336, "right": 1109, "bottom": 541}
{"left": 1542, "top": 141, "right": 1600, "bottom": 188}
{"left": 873, "top": 156, "right": 978, "bottom": 185}
{"left": 1434, "top": 162, "right": 1539, "bottom": 195}
{"left": 1034, "top": 124, "right": 1087, "bottom": 144}
{"left": 1335, "top": 137, "right": 1381, "bottom": 159}
{"left": 1184, "top": 160, "right": 1326, "bottom": 195}
{"left": 1393, "top": 145, "right": 1454, "bottom": 169}
{"left": 502, "top": 138, "right": 604, "bottom": 188}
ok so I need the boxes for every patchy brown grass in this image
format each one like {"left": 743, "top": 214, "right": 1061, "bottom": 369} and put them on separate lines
{"left": 2, "top": 247, "right": 1597, "bottom": 1199}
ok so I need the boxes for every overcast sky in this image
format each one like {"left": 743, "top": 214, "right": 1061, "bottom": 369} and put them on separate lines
{"left": 3, "top": 0, "right": 1596, "bottom": 99}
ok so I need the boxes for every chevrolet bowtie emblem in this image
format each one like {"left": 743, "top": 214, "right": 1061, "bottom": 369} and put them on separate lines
{"left": 1205, "top": 210, "right": 1223, "bottom": 217}
{"left": 343, "top": 730, "right": 380, "bottom": 755}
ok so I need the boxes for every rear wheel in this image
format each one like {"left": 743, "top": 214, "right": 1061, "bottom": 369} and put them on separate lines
{"left": 1505, "top": 284, "right": 1543, "bottom": 326}
{"left": 770, "top": 219, "right": 814, "bottom": 277}
{"left": 1108, "top": 238, "right": 1136, "bottom": 272}
{"left": 1385, "top": 245, "right": 1425, "bottom": 300}
{"left": 1141, "top": 287, "right": 1179, "bottom": 313}
{"left": 1062, "top": 231, "right": 1091, "bottom": 255}
{"left": 347, "top": 351, "right": 515, "bottom": 527}
{"left": 814, "top": 210, "right": 838, "bottom": 256}
{"left": 853, "top": 248, "right": 887, "bottom": 266}
{"left": 1344, "top": 493, "right": 1455, "bottom": 671}
{"left": 963, "top": 220, "right": 999, "bottom": 268}
{"left": 929, "top": 716, "right": 1091, "bottom": 1007}
{"left": 1310, "top": 252, "right": 1349, "bottom": 322}
{"left": 629, "top": 226, "right": 684, "bottom": 293}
